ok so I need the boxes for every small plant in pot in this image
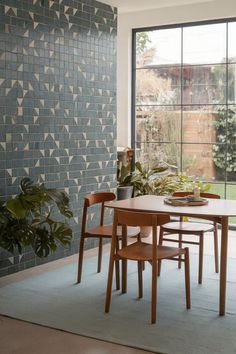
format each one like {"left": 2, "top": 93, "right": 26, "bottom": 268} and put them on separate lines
{"left": 0, "top": 178, "right": 73, "bottom": 258}
{"left": 117, "top": 162, "right": 133, "bottom": 200}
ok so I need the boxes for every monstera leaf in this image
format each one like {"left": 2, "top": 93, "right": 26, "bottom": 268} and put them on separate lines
{"left": 0, "top": 178, "right": 73, "bottom": 258}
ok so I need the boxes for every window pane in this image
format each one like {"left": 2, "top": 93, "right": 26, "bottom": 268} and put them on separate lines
{"left": 136, "top": 106, "right": 181, "bottom": 143}
{"left": 183, "top": 23, "right": 226, "bottom": 64}
{"left": 226, "top": 106, "right": 236, "bottom": 143}
{"left": 228, "top": 64, "right": 236, "bottom": 103}
{"left": 182, "top": 143, "right": 220, "bottom": 180}
{"left": 136, "top": 142, "right": 181, "bottom": 168}
{"left": 226, "top": 184, "right": 236, "bottom": 224}
{"left": 226, "top": 184, "right": 236, "bottom": 199}
{"left": 212, "top": 143, "right": 227, "bottom": 182}
{"left": 212, "top": 106, "right": 236, "bottom": 145}
{"left": 134, "top": 22, "right": 236, "bottom": 200}
{"left": 136, "top": 67, "right": 181, "bottom": 105}
{"left": 182, "top": 65, "right": 226, "bottom": 104}
{"left": 228, "top": 22, "right": 236, "bottom": 63}
{"left": 136, "top": 28, "right": 181, "bottom": 69}
{"left": 183, "top": 106, "right": 224, "bottom": 143}
{"left": 208, "top": 183, "right": 225, "bottom": 198}
{"left": 226, "top": 145, "right": 236, "bottom": 182}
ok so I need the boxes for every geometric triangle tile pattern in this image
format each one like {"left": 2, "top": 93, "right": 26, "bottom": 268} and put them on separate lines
{"left": 0, "top": 0, "right": 117, "bottom": 276}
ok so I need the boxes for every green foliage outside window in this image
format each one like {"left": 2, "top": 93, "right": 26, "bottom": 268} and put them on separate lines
{"left": 213, "top": 107, "right": 236, "bottom": 173}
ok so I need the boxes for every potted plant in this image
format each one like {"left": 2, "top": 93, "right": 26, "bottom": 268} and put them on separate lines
{"left": 117, "top": 161, "right": 134, "bottom": 200}
{"left": 131, "top": 161, "right": 211, "bottom": 197}
{"left": 0, "top": 178, "right": 73, "bottom": 258}
{"left": 131, "top": 161, "right": 170, "bottom": 196}
{"left": 117, "top": 147, "right": 135, "bottom": 200}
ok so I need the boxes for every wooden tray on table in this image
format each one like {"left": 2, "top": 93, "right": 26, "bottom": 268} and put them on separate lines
{"left": 164, "top": 196, "right": 208, "bottom": 207}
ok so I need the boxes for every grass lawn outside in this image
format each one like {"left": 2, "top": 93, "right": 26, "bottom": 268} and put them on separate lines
{"left": 208, "top": 183, "right": 236, "bottom": 225}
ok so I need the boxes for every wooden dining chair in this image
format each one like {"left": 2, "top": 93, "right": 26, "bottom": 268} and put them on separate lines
{"left": 105, "top": 209, "right": 191, "bottom": 324}
{"left": 158, "top": 192, "right": 221, "bottom": 284}
{"left": 77, "top": 192, "right": 140, "bottom": 285}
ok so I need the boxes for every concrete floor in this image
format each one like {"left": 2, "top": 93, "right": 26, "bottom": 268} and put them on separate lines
{"left": 1, "top": 230, "right": 236, "bottom": 354}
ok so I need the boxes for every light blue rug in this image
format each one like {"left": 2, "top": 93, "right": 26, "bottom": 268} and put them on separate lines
{"left": 1, "top": 253, "right": 236, "bottom": 354}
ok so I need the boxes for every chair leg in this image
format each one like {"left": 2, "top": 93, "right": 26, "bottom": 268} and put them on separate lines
{"left": 105, "top": 238, "right": 117, "bottom": 313}
{"left": 198, "top": 233, "right": 204, "bottom": 284}
{"left": 213, "top": 222, "right": 219, "bottom": 273}
{"left": 184, "top": 248, "right": 191, "bottom": 309}
{"left": 157, "top": 227, "right": 163, "bottom": 276}
{"left": 151, "top": 257, "right": 157, "bottom": 324}
{"left": 77, "top": 235, "right": 85, "bottom": 283}
{"left": 121, "top": 233, "right": 127, "bottom": 294}
{"left": 122, "top": 259, "right": 127, "bottom": 293}
{"left": 138, "top": 261, "right": 143, "bottom": 298}
{"left": 97, "top": 238, "right": 103, "bottom": 273}
{"left": 137, "top": 233, "right": 145, "bottom": 271}
{"left": 115, "top": 238, "right": 120, "bottom": 290}
{"left": 178, "top": 233, "right": 182, "bottom": 269}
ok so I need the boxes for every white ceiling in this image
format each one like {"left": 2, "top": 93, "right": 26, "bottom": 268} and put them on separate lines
{"left": 102, "top": 0, "right": 215, "bottom": 13}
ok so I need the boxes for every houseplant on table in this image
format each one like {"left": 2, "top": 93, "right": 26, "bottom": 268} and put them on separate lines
{"left": 0, "top": 177, "right": 73, "bottom": 258}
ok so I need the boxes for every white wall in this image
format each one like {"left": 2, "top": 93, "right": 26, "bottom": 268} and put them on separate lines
{"left": 117, "top": 0, "right": 236, "bottom": 146}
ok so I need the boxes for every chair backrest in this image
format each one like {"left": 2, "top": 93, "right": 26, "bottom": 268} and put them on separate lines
{"left": 84, "top": 192, "right": 116, "bottom": 207}
{"left": 114, "top": 209, "right": 170, "bottom": 227}
{"left": 173, "top": 191, "right": 220, "bottom": 199}
{"left": 113, "top": 209, "right": 170, "bottom": 247}
{"left": 82, "top": 192, "right": 116, "bottom": 233}
{"left": 173, "top": 191, "right": 221, "bottom": 222}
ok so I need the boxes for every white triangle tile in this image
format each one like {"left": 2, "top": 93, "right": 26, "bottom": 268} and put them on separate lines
{"left": 73, "top": 216, "right": 79, "bottom": 224}
{"left": 8, "top": 256, "right": 14, "bottom": 265}
{"left": 24, "top": 143, "right": 29, "bottom": 151}
{"left": 17, "top": 98, "right": 23, "bottom": 106}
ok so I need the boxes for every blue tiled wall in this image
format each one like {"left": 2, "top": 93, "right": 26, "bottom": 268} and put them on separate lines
{"left": 0, "top": 0, "right": 117, "bottom": 276}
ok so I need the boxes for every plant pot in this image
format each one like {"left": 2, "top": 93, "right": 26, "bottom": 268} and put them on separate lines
{"left": 117, "top": 186, "right": 133, "bottom": 200}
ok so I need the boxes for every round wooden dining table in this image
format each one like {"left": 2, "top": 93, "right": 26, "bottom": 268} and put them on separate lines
{"left": 105, "top": 194, "right": 236, "bottom": 316}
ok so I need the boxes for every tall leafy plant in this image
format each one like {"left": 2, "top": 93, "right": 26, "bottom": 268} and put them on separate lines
{"left": 213, "top": 107, "right": 236, "bottom": 176}
{"left": 131, "top": 161, "right": 169, "bottom": 196}
{"left": 0, "top": 178, "right": 73, "bottom": 258}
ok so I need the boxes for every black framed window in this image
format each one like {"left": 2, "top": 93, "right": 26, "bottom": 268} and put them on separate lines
{"left": 132, "top": 19, "right": 236, "bottom": 202}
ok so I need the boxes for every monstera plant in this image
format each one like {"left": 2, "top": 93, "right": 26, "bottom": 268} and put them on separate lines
{"left": 0, "top": 178, "right": 73, "bottom": 258}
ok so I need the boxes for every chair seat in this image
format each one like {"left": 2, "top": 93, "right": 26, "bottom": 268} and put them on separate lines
{"left": 117, "top": 241, "right": 185, "bottom": 261}
{"left": 86, "top": 225, "right": 140, "bottom": 238}
{"left": 161, "top": 221, "right": 214, "bottom": 234}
